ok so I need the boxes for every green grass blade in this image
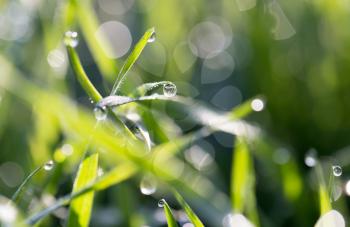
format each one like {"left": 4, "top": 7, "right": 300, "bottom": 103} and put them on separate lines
{"left": 173, "top": 190, "right": 204, "bottom": 227}
{"left": 66, "top": 45, "right": 102, "bottom": 103}
{"left": 231, "top": 137, "right": 251, "bottom": 212}
{"left": 67, "top": 153, "right": 99, "bottom": 227}
{"left": 110, "top": 27, "right": 156, "bottom": 95}
{"left": 159, "top": 199, "right": 179, "bottom": 227}
{"left": 27, "top": 163, "right": 137, "bottom": 225}
{"left": 315, "top": 164, "right": 332, "bottom": 215}
{"left": 11, "top": 166, "right": 43, "bottom": 203}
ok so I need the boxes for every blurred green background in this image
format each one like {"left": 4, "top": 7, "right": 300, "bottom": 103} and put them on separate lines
{"left": 1, "top": 0, "right": 350, "bottom": 226}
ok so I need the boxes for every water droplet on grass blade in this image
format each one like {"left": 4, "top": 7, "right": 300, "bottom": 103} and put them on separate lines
{"left": 148, "top": 32, "right": 156, "bottom": 43}
{"left": 332, "top": 165, "right": 342, "bottom": 177}
{"left": 94, "top": 106, "right": 107, "bottom": 121}
{"left": 140, "top": 175, "right": 157, "bottom": 195}
{"left": 158, "top": 199, "right": 166, "bottom": 207}
{"left": 251, "top": 98, "right": 265, "bottom": 112}
{"left": 163, "top": 83, "right": 177, "bottom": 97}
{"left": 44, "top": 160, "right": 54, "bottom": 171}
{"left": 64, "top": 31, "right": 79, "bottom": 47}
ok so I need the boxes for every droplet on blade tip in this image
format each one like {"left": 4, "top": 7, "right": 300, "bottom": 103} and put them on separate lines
{"left": 148, "top": 32, "right": 156, "bottom": 43}
{"left": 64, "top": 31, "right": 79, "bottom": 47}
{"left": 44, "top": 160, "right": 54, "bottom": 171}
{"left": 332, "top": 165, "right": 342, "bottom": 177}
{"left": 158, "top": 198, "right": 166, "bottom": 207}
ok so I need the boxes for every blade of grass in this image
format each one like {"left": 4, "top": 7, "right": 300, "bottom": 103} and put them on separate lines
{"left": 231, "top": 137, "right": 260, "bottom": 226}
{"left": 66, "top": 45, "right": 102, "bottom": 103}
{"left": 110, "top": 27, "right": 156, "bottom": 95}
{"left": 172, "top": 190, "right": 204, "bottom": 227}
{"left": 66, "top": 45, "right": 136, "bottom": 139}
{"left": 67, "top": 153, "right": 99, "bottom": 227}
{"left": 315, "top": 163, "right": 332, "bottom": 215}
{"left": 231, "top": 137, "right": 251, "bottom": 212}
{"left": 11, "top": 166, "right": 43, "bottom": 203}
{"left": 159, "top": 199, "right": 179, "bottom": 227}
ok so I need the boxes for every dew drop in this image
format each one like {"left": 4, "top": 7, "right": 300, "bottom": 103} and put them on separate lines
{"left": 332, "top": 165, "right": 342, "bottom": 177}
{"left": 44, "top": 160, "right": 54, "bottom": 171}
{"left": 64, "top": 31, "right": 79, "bottom": 47}
{"left": 158, "top": 198, "right": 166, "bottom": 208}
{"left": 163, "top": 83, "right": 177, "bottom": 97}
{"left": 140, "top": 175, "right": 157, "bottom": 195}
{"left": 148, "top": 32, "right": 156, "bottom": 43}
{"left": 94, "top": 106, "right": 107, "bottom": 121}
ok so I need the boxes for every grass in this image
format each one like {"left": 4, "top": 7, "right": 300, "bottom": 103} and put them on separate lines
{"left": 0, "top": 1, "right": 349, "bottom": 226}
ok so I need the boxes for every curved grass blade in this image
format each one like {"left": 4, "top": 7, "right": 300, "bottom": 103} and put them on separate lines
{"left": 173, "top": 190, "right": 204, "bottom": 227}
{"left": 158, "top": 199, "right": 179, "bottom": 227}
{"left": 66, "top": 45, "right": 102, "bottom": 103}
{"left": 231, "top": 137, "right": 260, "bottom": 226}
{"left": 11, "top": 166, "right": 43, "bottom": 203}
{"left": 27, "top": 163, "right": 137, "bottom": 225}
{"left": 110, "top": 27, "right": 156, "bottom": 95}
{"left": 67, "top": 153, "right": 99, "bottom": 227}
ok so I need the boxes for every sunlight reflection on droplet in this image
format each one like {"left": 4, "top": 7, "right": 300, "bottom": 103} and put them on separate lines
{"left": 44, "top": 160, "right": 54, "bottom": 171}
{"left": 97, "top": 0, "right": 134, "bottom": 15}
{"left": 64, "top": 31, "right": 79, "bottom": 48}
{"left": 163, "top": 83, "right": 177, "bottom": 97}
{"left": 157, "top": 198, "right": 166, "bottom": 208}
{"left": 251, "top": 98, "right": 265, "bottom": 112}
{"left": 332, "top": 165, "right": 342, "bottom": 177}
{"left": 201, "top": 51, "right": 234, "bottom": 84}
{"left": 95, "top": 21, "right": 132, "bottom": 58}
{"left": 267, "top": 1, "right": 296, "bottom": 40}
{"left": 94, "top": 106, "right": 107, "bottom": 121}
